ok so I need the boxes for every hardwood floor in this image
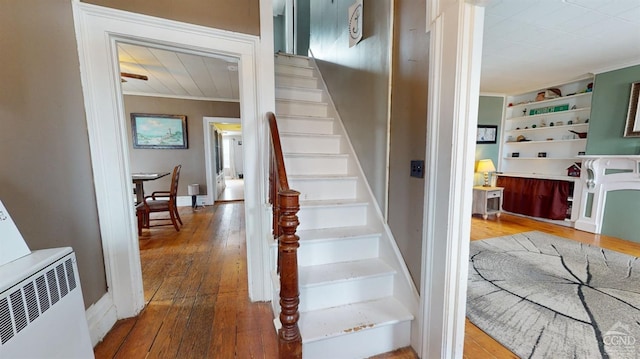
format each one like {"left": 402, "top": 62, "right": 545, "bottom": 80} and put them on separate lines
{"left": 94, "top": 203, "right": 278, "bottom": 359}
{"left": 93, "top": 204, "right": 640, "bottom": 358}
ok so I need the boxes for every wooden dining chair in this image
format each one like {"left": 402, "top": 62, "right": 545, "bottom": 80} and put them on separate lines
{"left": 136, "top": 165, "right": 183, "bottom": 235}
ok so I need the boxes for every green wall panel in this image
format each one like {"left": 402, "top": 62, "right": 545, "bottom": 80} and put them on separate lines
{"left": 601, "top": 190, "right": 640, "bottom": 242}
{"left": 475, "top": 96, "right": 503, "bottom": 185}
{"left": 587, "top": 65, "right": 640, "bottom": 155}
{"left": 587, "top": 65, "right": 640, "bottom": 242}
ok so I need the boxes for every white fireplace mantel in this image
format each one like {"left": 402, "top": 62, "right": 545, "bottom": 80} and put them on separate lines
{"left": 574, "top": 155, "right": 640, "bottom": 234}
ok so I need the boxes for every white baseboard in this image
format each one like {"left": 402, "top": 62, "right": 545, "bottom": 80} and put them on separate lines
{"left": 85, "top": 292, "right": 117, "bottom": 347}
{"left": 176, "top": 195, "right": 210, "bottom": 207}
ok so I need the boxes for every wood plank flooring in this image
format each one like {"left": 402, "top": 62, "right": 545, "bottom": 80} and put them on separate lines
{"left": 93, "top": 204, "right": 640, "bottom": 358}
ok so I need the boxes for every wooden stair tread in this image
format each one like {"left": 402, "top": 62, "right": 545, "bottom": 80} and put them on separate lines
{"left": 289, "top": 174, "right": 357, "bottom": 180}
{"left": 275, "top": 84, "right": 323, "bottom": 92}
{"left": 299, "top": 199, "right": 366, "bottom": 207}
{"left": 280, "top": 132, "right": 341, "bottom": 139}
{"left": 299, "top": 258, "right": 394, "bottom": 287}
{"left": 276, "top": 98, "right": 328, "bottom": 106}
{"left": 299, "top": 297, "right": 413, "bottom": 343}
{"left": 296, "top": 225, "right": 381, "bottom": 241}
{"left": 276, "top": 114, "right": 334, "bottom": 121}
{"left": 284, "top": 152, "right": 348, "bottom": 158}
{"left": 274, "top": 72, "right": 318, "bottom": 81}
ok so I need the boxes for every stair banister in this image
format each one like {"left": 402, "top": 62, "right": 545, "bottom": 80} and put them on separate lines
{"left": 267, "top": 112, "right": 302, "bottom": 359}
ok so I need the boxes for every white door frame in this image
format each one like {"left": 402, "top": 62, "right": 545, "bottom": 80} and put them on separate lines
{"left": 72, "top": 2, "right": 274, "bottom": 324}
{"left": 203, "top": 117, "right": 242, "bottom": 204}
{"left": 419, "top": 1, "right": 484, "bottom": 358}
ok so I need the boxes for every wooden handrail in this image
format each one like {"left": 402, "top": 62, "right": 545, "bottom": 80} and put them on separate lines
{"left": 268, "top": 112, "right": 302, "bottom": 359}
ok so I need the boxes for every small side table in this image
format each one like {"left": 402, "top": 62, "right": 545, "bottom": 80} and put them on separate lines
{"left": 472, "top": 186, "right": 504, "bottom": 219}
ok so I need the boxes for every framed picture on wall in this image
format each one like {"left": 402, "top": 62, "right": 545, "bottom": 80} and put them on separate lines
{"left": 624, "top": 81, "right": 640, "bottom": 137}
{"left": 476, "top": 125, "right": 498, "bottom": 144}
{"left": 131, "top": 113, "right": 188, "bottom": 149}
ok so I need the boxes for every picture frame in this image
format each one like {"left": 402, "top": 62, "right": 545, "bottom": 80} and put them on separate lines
{"left": 624, "top": 82, "right": 640, "bottom": 138}
{"left": 476, "top": 125, "right": 498, "bottom": 144}
{"left": 131, "top": 113, "right": 188, "bottom": 149}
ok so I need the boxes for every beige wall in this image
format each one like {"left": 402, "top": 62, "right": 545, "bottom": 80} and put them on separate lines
{"left": 388, "top": 0, "right": 430, "bottom": 289}
{"left": 0, "top": 0, "right": 106, "bottom": 306}
{"left": 81, "top": 0, "right": 260, "bottom": 35}
{"left": 309, "top": 0, "right": 391, "bottom": 210}
{"left": 124, "top": 96, "right": 240, "bottom": 196}
{"left": 1, "top": 0, "right": 260, "bottom": 311}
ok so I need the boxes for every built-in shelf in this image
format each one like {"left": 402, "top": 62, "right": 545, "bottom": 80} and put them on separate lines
{"left": 507, "top": 92, "right": 591, "bottom": 109}
{"left": 498, "top": 172, "right": 581, "bottom": 182}
{"left": 499, "top": 77, "right": 593, "bottom": 225}
{"left": 503, "top": 157, "right": 583, "bottom": 161}
{"left": 505, "top": 138, "right": 587, "bottom": 145}
{"left": 505, "top": 123, "right": 589, "bottom": 134}
{"left": 506, "top": 108, "right": 591, "bottom": 122}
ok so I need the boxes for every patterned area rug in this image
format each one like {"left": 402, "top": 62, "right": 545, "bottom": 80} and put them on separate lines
{"left": 467, "top": 231, "right": 640, "bottom": 358}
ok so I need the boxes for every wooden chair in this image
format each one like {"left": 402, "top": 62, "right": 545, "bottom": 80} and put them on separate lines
{"left": 136, "top": 165, "right": 183, "bottom": 235}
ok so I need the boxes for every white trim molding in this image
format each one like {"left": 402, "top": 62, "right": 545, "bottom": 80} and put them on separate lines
{"left": 85, "top": 293, "right": 117, "bottom": 346}
{"left": 72, "top": 1, "right": 274, "bottom": 342}
{"left": 575, "top": 155, "right": 640, "bottom": 233}
{"left": 420, "top": 1, "right": 485, "bottom": 358}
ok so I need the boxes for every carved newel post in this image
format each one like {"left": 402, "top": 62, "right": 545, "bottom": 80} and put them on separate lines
{"left": 278, "top": 189, "right": 302, "bottom": 358}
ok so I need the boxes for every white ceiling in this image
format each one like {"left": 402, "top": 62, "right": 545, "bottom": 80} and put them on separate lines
{"left": 481, "top": 0, "right": 640, "bottom": 94}
{"left": 119, "top": 1, "right": 640, "bottom": 100}
{"left": 118, "top": 43, "right": 240, "bottom": 102}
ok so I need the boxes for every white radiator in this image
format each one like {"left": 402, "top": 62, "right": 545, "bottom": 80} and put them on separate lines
{"left": 0, "top": 247, "right": 94, "bottom": 358}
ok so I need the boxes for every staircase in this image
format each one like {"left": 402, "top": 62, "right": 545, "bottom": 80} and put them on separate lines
{"left": 271, "top": 53, "right": 418, "bottom": 359}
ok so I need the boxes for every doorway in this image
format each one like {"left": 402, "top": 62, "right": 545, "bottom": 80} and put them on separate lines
{"left": 219, "top": 124, "right": 245, "bottom": 202}
{"left": 203, "top": 117, "right": 245, "bottom": 203}
{"left": 73, "top": 3, "right": 273, "bottom": 323}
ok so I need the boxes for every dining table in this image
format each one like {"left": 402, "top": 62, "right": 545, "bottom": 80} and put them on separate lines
{"left": 132, "top": 172, "right": 171, "bottom": 204}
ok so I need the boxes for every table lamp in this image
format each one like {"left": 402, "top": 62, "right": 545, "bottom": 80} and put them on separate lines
{"left": 188, "top": 184, "right": 200, "bottom": 209}
{"left": 476, "top": 159, "right": 496, "bottom": 187}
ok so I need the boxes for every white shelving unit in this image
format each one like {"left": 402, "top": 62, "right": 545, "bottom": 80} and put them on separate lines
{"left": 498, "top": 77, "right": 593, "bottom": 223}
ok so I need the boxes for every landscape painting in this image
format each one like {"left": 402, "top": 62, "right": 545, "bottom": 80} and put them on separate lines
{"left": 131, "top": 113, "right": 188, "bottom": 149}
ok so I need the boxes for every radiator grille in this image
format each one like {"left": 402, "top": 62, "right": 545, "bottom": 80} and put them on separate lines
{"left": 56, "top": 264, "right": 68, "bottom": 297}
{"left": 65, "top": 259, "right": 76, "bottom": 290}
{"left": 0, "top": 298, "right": 12, "bottom": 344}
{"left": 23, "top": 283, "right": 39, "bottom": 323}
{"left": 35, "top": 276, "right": 49, "bottom": 313}
{"left": 9, "top": 291, "right": 27, "bottom": 334}
{"left": 46, "top": 269, "right": 59, "bottom": 305}
{"left": 0, "top": 255, "right": 78, "bottom": 347}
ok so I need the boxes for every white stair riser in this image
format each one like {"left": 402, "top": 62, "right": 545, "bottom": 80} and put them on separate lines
{"left": 275, "top": 75, "right": 319, "bottom": 89}
{"left": 302, "top": 321, "right": 411, "bottom": 359}
{"left": 289, "top": 178, "right": 357, "bottom": 201}
{"left": 275, "top": 55, "right": 311, "bottom": 67}
{"left": 277, "top": 101, "right": 328, "bottom": 117}
{"left": 276, "top": 64, "right": 315, "bottom": 77}
{"left": 297, "top": 204, "right": 367, "bottom": 230}
{"left": 284, "top": 156, "right": 348, "bottom": 176}
{"left": 281, "top": 135, "right": 341, "bottom": 154}
{"left": 276, "top": 87, "right": 323, "bottom": 102}
{"left": 298, "top": 236, "right": 379, "bottom": 266}
{"left": 270, "top": 271, "right": 281, "bottom": 316}
{"left": 277, "top": 117, "right": 334, "bottom": 135}
{"left": 300, "top": 275, "right": 393, "bottom": 312}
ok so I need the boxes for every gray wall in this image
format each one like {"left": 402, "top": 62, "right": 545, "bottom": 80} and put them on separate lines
{"left": 1, "top": 0, "right": 260, "bottom": 310}
{"left": 124, "top": 96, "right": 240, "bottom": 196}
{"left": 388, "top": 0, "right": 429, "bottom": 289}
{"left": 0, "top": 0, "right": 106, "bottom": 306}
{"left": 296, "top": 0, "right": 310, "bottom": 56}
{"left": 309, "top": 0, "right": 391, "bottom": 210}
